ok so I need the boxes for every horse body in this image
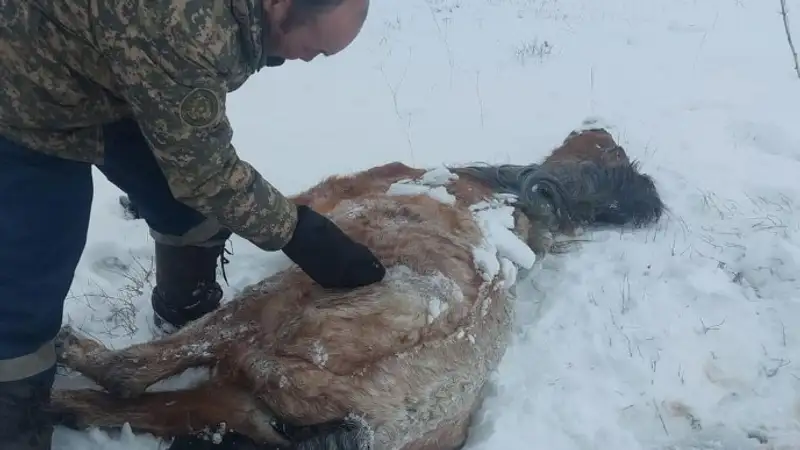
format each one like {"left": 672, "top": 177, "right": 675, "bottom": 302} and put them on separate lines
{"left": 52, "top": 126, "right": 664, "bottom": 450}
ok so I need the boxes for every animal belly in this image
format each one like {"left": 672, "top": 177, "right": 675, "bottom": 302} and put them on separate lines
{"left": 237, "top": 261, "right": 515, "bottom": 450}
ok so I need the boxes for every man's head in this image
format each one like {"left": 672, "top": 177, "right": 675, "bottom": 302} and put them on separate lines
{"left": 264, "top": 0, "right": 370, "bottom": 62}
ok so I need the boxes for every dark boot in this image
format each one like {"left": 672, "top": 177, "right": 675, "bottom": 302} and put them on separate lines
{"left": 0, "top": 366, "right": 56, "bottom": 450}
{"left": 150, "top": 241, "right": 229, "bottom": 334}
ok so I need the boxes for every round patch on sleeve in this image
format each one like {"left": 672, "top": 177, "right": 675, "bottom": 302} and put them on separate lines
{"left": 179, "top": 88, "right": 222, "bottom": 128}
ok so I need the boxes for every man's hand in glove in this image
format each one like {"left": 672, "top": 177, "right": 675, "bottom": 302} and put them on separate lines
{"left": 281, "top": 205, "right": 386, "bottom": 289}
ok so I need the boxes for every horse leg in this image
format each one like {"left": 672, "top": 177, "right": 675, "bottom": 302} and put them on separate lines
{"left": 55, "top": 325, "right": 219, "bottom": 398}
{"left": 51, "top": 382, "right": 290, "bottom": 446}
{"left": 52, "top": 385, "right": 376, "bottom": 450}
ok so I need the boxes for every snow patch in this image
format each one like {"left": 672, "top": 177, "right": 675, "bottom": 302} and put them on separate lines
{"left": 469, "top": 195, "right": 520, "bottom": 213}
{"left": 387, "top": 181, "right": 456, "bottom": 205}
{"left": 384, "top": 265, "right": 464, "bottom": 324}
{"left": 472, "top": 245, "right": 502, "bottom": 282}
{"left": 310, "top": 340, "right": 329, "bottom": 368}
{"left": 420, "top": 166, "right": 459, "bottom": 186}
{"left": 427, "top": 297, "right": 449, "bottom": 323}
{"left": 386, "top": 166, "right": 460, "bottom": 205}
{"left": 572, "top": 116, "right": 616, "bottom": 134}
{"left": 499, "top": 257, "right": 518, "bottom": 291}
{"left": 162, "top": 342, "right": 212, "bottom": 360}
{"left": 470, "top": 205, "right": 537, "bottom": 283}
{"left": 344, "top": 204, "right": 366, "bottom": 219}
{"left": 388, "top": 167, "right": 535, "bottom": 288}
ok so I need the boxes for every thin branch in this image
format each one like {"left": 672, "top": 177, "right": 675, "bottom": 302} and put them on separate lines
{"left": 780, "top": 0, "right": 800, "bottom": 78}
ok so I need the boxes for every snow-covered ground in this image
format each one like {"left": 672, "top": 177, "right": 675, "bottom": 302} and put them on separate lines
{"left": 52, "top": 0, "right": 800, "bottom": 449}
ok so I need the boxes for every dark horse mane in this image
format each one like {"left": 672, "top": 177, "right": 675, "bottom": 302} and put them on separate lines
{"left": 448, "top": 158, "right": 664, "bottom": 233}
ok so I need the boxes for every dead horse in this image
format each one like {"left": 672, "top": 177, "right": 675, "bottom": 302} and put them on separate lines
{"left": 51, "top": 126, "right": 664, "bottom": 450}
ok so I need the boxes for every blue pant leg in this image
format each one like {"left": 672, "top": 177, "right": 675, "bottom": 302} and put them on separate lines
{"left": 96, "top": 118, "right": 231, "bottom": 244}
{"left": 0, "top": 136, "right": 93, "bottom": 366}
{"left": 96, "top": 119, "right": 229, "bottom": 332}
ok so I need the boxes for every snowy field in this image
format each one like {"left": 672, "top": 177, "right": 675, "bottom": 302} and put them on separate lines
{"left": 52, "top": 0, "right": 800, "bottom": 449}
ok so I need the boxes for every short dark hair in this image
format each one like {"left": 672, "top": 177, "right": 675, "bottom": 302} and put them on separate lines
{"left": 284, "top": 0, "right": 346, "bottom": 26}
{"left": 292, "top": 0, "right": 346, "bottom": 9}
{"left": 289, "top": 0, "right": 345, "bottom": 18}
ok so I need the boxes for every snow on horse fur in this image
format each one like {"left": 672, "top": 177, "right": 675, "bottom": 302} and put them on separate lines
{"left": 50, "top": 126, "right": 664, "bottom": 450}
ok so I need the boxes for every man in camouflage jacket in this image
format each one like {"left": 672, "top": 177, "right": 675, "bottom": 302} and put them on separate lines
{"left": 0, "top": 0, "right": 383, "bottom": 448}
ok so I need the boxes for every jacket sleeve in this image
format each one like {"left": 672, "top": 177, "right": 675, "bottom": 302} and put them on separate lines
{"left": 102, "top": 46, "right": 298, "bottom": 251}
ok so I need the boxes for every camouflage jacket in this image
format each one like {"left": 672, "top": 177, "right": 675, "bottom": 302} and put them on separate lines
{"left": 0, "top": 0, "right": 298, "bottom": 251}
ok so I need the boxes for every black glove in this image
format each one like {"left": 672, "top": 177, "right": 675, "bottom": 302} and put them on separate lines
{"left": 281, "top": 204, "right": 386, "bottom": 289}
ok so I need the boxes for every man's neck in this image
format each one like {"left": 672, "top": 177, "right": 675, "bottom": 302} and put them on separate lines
{"left": 231, "top": 0, "right": 285, "bottom": 71}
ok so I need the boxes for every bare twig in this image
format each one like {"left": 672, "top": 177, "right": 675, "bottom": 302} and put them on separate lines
{"left": 65, "top": 251, "right": 154, "bottom": 339}
{"left": 609, "top": 310, "right": 633, "bottom": 357}
{"left": 780, "top": 319, "right": 787, "bottom": 347}
{"left": 653, "top": 398, "right": 669, "bottom": 436}
{"left": 475, "top": 70, "right": 485, "bottom": 129}
{"left": 697, "top": 317, "right": 726, "bottom": 335}
{"left": 780, "top": 0, "right": 800, "bottom": 78}
{"left": 424, "top": 0, "right": 455, "bottom": 87}
{"left": 764, "top": 358, "right": 790, "bottom": 377}
{"left": 379, "top": 52, "right": 415, "bottom": 164}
